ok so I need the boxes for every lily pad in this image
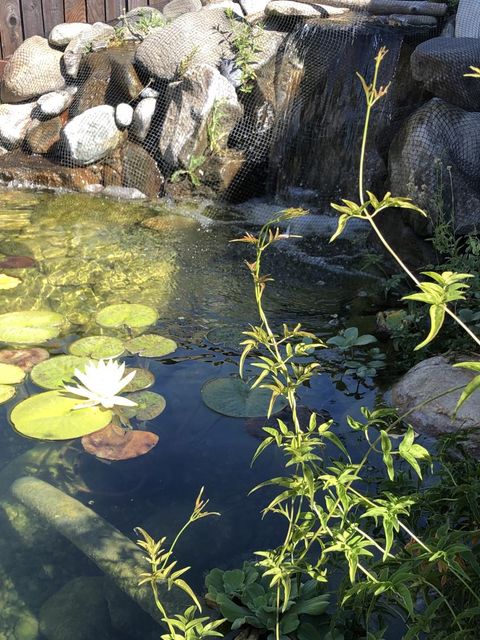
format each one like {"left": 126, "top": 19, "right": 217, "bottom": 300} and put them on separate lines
{"left": 201, "top": 376, "right": 288, "bottom": 418}
{"left": 0, "top": 273, "right": 21, "bottom": 289}
{"left": 0, "top": 311, "right": 64, "bottom": 345}
{"left": 95, "top": 303, "right": 158, "bottom": 329}
{"left": 0, "top": 347, "right": 50, "bottom": 372}
{"left": 122, "top": 391, "right": 166, "bottom": 420}
{"left": 206, "top": 326, "right": 244, "bottom": 352}
{"left": 81, "top": 423, "right": 159, "bottom": 460}
{"left": 123, "top": 368, "right": 155, "bottom": 392}
{"left": 125, "top": 334, "right": 177, "bottom": 358}
{"left": 69, "top": 336, "right": 125, "bottom": 360}
{"left": 31, "top": 355, "right": 89, "bottom": 390}
{"left": 0, "top": 362, "right": 26, "bottom": 384}
{"left": 10, "top": 390, "right": 112, "bottom": 440}
{"left": 0, "top": 384, "right": 16, "bottom": 404}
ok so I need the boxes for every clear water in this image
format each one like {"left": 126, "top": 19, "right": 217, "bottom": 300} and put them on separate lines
{"left": 0, "top": 189, "right": 385, "bottom": 639}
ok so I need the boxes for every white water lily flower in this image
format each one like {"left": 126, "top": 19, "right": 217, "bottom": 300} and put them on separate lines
{"left": 64, "top": 359, "right": 138, "bottom": 410}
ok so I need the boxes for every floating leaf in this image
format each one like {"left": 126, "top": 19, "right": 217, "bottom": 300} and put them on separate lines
{"left": 95, "top": 303, "right": 158, "bottom": 329}
{"left": 0, "top": 347, "right": 50, "bottom": 372}
{"left": 0, "top": 362, "right": 25, "bottom": 384}
{"left": 0, "top": 311, "right": 64, "bottom": 345}
{"left": 123, "top": 368, "right": 155, "bottom": 392}
{"left": 201, "top": 376, "right": 288, "bottom": 418}
{"left": 69, "top": 336, "right": 125, "bottom": 360}
{"left": 10, "top": 390, "right": 112, "bottom": 440}
{"left": 122, "top": 391, "right": 166, "bottom": 420}
{"left": 31, "top": 355, "right": 89, "bottom": 390}
{"left": 0, "top": 384, "right": 16, "bottom": 404}
{"left": 0, "top": 274, "right": 21, "bottom": 289}
{"left": 0, "top": 255, "right": 36, "bottom": 269}
{"left": 125, "top": 334, "right": 177, "bottom": 358}
{"left": 81, "top": 422, "right": 158, "bottom": 460}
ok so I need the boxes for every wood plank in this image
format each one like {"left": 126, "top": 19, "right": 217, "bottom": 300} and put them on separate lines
{"left": 128, "top": 0, "right": 145, "bottom": 9}
{"left": 105, "top": 0, "right": 124, "bottom": 21}
{"left": 147, "top": 0, "right": 170, "bottom": 9}
{"left": 87, "top": 0, "right": 106, "bottom": 22}
{"left": 21, "top": 0, "right": 45, "bottom": 38}
{"left": 0, "top": 0, "right": 24, "bottom": 57}
{"left": 64, "top": 0, "right": 87, "bottom": 22}
{"left": 42, "top": 0, "right": 65, "bottom": 34}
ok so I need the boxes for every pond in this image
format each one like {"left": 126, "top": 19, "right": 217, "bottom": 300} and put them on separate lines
{"left": 0, "top": 188, "right": 390, "bottom": 639}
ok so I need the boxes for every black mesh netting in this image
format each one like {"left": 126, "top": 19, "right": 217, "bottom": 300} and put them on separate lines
{"left": 0, "top": 1, "right": 449, "bottom": 213}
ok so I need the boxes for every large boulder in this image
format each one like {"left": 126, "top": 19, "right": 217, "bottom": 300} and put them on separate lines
{"left": 103, "top": 141, "right": 164, "bottom": 198}
{"left": 0, "top": 36, "right": 65, "bottom": 103}
{"left": 389, "top": 98, "right": 480, "bottom": 235}
{"left": 61, "top": 105, "right": 125, "bottom": 165}
{"left": 265, "top": 1, "right": 345, "bottom": 18}
{"left": 392, "top": 356, "right": 480, "bottom": 456}
{"left": 455, "top": 0, "right": 480, "bottom": 37}
{"left": 63, "top": 22, "right": 115, "bottom": 78}
{"left": 134, "top": 8, "right": 235, "bottom": 81}
{"left": 158, "top": 63, "right": 243, "bottom": 168}
{"left": 411, "top": 37, "right": 480, "bottom": 111}
{"left": 0, "top": 102, "right": 36, "bottom": 149}
{"left": 49, "top": 22, "right": 94, "bottom": 48}
{"left": 25, "top": 117, "right": 64, "bottom": 155}
{"left": 163, "top": 0, "right": 202, "bottom": 20}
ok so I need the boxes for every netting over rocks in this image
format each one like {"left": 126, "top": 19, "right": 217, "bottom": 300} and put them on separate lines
{"left": 0, "top": 0, "right": 456, "bottom": 213}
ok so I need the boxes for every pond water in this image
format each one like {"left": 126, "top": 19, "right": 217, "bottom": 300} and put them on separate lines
{"left": 0, "top": 189, "right": 391, "bottom": 639}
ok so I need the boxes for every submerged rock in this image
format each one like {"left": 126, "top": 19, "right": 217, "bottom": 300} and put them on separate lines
{"left": 61, "top": 105, "right": 125, "bottom": 165}
{"left": 392, "top": 356, "right": 480, "bottom": 456}
{"left": 158, "top": 63, "right": 243, "bottom": 168}
{"left": 1, "top": 36, "right": 65, "bottom": 103}
{"left": 102, "top": 185, "right": 147, "bottom": 200}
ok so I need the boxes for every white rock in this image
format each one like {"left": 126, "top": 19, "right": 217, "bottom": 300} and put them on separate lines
{"left": 140, "top": 87, "right": 160, "bottom": 99}
{"left": 0, "top": 102, "right": 36, "bottom": 149}
{"left": 204, "top": 1, "right": 244, "bottom": 16}
{"left": 265, "top": 1, "right": 346, "bottom": 18}
{"left": 37, "top": 88, "right": 77, "bottom": 117}
{"left": 63, "top": 23, "right": 115, "bottom": 78}
{"left": 61, "top": 105, "right": 124, "bottom": 165}
{"left": 131, "top": 98, "right": 157, "bottom": 142}
{"left": 455, "top": 0, "right": 480, "bottom": 37}
{"left": 102, "top": 186, "right": 147, "bottom": 200}
{"left": 49, "top": 22, "right": 94, "bottom": 48}
{"left": 163, "top": 0, "right": 202, "bottom": 20}
{"left": 239, "top": 0, "right": 268, "bottom": 15}
{"left": 115, "top": 103, "right": 134, "bottom": 129}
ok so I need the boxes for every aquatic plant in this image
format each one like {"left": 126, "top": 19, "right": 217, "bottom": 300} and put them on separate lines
{"left": 63, "top": 359, "right": 138, "bottom": 410}
{"left": 224, "top": 8, "right": 263, "bottom": 94}
{"left": 201, "top": 376, "right": 287, "bottom": 418}
{"left": 207, "top": 100, "right": 230, "bottom": 155}
{"left": 171, "top": 155, "right": 206, "bottom": 188}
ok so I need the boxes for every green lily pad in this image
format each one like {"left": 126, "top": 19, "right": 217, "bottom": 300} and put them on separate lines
{"left": 0, "top": 362, "right": 26, "bottom": 384}
{"left": 0, "top": 311, "right": 64, "bottom": 345}
{"left": 0, "top": 384, "right": 16, "bottom": 404}
{"left": 206, "top": 326, "right": 244, "bottom": 352}
{"left": 201, "top": 376, "right": 288, "bottom": 418}
{"left": 123, "top": 368, "right": 155, "bottom": 392}
{"left": 0, "top": 273, "right": 21, "bottom": 289}
{"left": 31, "top": 355, "right": 89, "bottom": 390}
{"left": 69, "top": 336, "right": 125, "bottom": 360}
{"left": 123, "top": 391, "right": 166, "bottom": 420}
{"left": 95, "top": 304, "right": 158, "bottom": 329}
{"left": 10, "top": 390, "right": 112, "bottom": 440}
{"left": 125, "top": 334, "right": 177, "bottom": 358}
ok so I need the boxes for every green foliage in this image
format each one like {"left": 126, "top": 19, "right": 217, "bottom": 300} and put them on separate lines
{"left": 96, "top": 303, "right": 159, "bottom": 329}
{"left": 69, "top": 336, "right": 125, "bottom": 359}
{"left": 171, "top": 155, "right": 206, "bottom": 188}
{"left": 125, "top": 334, "right": 177, "bottom": 358}
{"left": 205, "top": 562, "right": 332, "bottom": 638}
{"left": 225, "top": 9, "right": 263, "bottom": 93}
{"left": 207, "top": 100, "right": 229, "bottom": 155}
{"left": 327, "top": 327, "right": 385, "bottom": 380}
{"left": 177, "top": 47, "right": 200, "bottom": 78}
{"left": 0, "top": 384, "right": 15, "bottom": 404}
{"left": 0, "top": 310, "right": 64, "bottom": 345}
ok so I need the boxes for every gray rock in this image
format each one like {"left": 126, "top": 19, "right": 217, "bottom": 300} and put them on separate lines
{"left": 40, "top": 577, "right": 114, "bottom": 640}
{"left": 37, "top": 88, "right": 77, "bottom": 117}
{"left": 204, "top": 1, "right": 244, "bottom": 16}
{"left": 411, "top": 37, "right": 480, "bottom": 111}
{"left": 163, "top": 0, "right": 202, "bottom": 20}
{"left": 115, "top": 103, "right": 134, "bottom": 128}
{"left": 131, "top": 97, "right": 157, "bottom": 141}
{"left": 63, "top": 22, "right": 115, "bottom": 78}
{"left": 392, "top": 356, "right": 480, "bottom": 455}
{"left": 140, "top": 86, "right": 160, "bottom": 98}
{"left": 455, "top": 0, "right": 480, "bottom": 37}
{"left": 25, "top": 116, "right": 63, "bottom": 154}
{"left": 265, "top": 1, "right": 345, "bottom": 18}
{"left": 0, "top": 102, "right": 36, "bottom": 149}
{"left": 48, "top": 22, "right": 93, "bottom": 48}
{"left": 61, "top": 105, "right": 125, "bottom": 165}
{"left": 389, "top": 98, "right": 480, "bottom": 235}
{"left": 102, "top": 185, "right": 147, "bottom": 199}
{"left": 158, "top": 63, "right": 243, "bottom": 168}
{"left": 1, "top": 36, "right": 65, "bottom": 103}
{"left": 134, "top": 8, "right": 235, "bottom": 81}
{"left": 240, "top": 0, "right": 268, "bottom": 15}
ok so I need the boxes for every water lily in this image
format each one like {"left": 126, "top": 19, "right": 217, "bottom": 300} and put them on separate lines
{"left": 63, "top": 359, "right": 138, "bottom": 410}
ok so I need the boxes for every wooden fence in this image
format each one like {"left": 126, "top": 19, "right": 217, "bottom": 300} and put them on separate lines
{"left": 0, "top": 0, "right": 169, "bottom": 59}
